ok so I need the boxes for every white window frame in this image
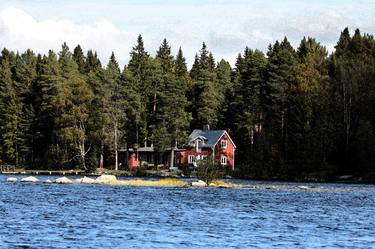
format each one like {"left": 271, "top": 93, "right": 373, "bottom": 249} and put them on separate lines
{"left": 188, "top": 155, "right": 196, "bottom": 164}
{"left": 196, "top": 139, "right": 202, "bottom": 153}
{"left": 201, "top": 155, "right": 208, "bottom": 161}
{"left": 220, "top": 139, "right": 227, "bottom": 149}
{"left": 221, "top": 155, "right": 227, "bottom": 165}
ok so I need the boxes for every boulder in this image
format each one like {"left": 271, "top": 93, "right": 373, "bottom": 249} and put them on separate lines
{"left": 74, "top": 176, "right": 95, "bottom": 184}
{"left": 81, "top": 176, "right": 95, "bottom": 184}
{"left": 55, "top": 177, "right": 73, "bottom": 184}
{"left": 6, "top": 177, "right": 17, "bottom": 182}
{"left": 95, "top": 174, "right": 117, "bottom": 184}
{"left": 191, "top": 180, "right": 207, "bottom": 187}
{"left": 298, "top": 186, "right": 310, "bottom": 190}
{"left": 20, "top": 176, "right": 39, "bottom": 182}
{"left": 73, "top": 178, "right": 81, "bottom": 184}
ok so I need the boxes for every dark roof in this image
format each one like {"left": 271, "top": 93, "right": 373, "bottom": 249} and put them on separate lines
{"left": 188, "top": 129, "right": 226, "bottom": 148}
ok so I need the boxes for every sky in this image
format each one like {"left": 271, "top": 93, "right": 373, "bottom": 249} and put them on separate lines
{"left": 0, "top": 0, "right": 374, "bottom": 67}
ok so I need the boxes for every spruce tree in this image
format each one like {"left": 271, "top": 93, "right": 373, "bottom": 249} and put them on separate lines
{"left": 266, "top": 38, "right": 298, "bottom": 173}
{"left": 73, "top": 45, "right": 86, "bottom": 74}
{"left": 55, "top": 43, "right": 94, "bottom": 170}
{"left": 0, "top": 49, "right": 22, "bottom": 166}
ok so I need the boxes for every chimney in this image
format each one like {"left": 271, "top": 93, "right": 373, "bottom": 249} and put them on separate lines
{"left": 203, "top": 124, "right": 210, "bottom": 131}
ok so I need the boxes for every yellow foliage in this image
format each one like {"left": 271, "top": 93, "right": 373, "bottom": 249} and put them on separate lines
{"left": 209, "top": 180, "right": 243, "bottom": 188}
{"left": 115, "top": 178, "right": 189, "bottom": 187}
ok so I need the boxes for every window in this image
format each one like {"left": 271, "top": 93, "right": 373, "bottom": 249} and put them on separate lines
{"left": 196, "top": 139, "right": 202, "bottom": 153}
{"left": 220, "top": 139, "right": 227, "bottom": 149}
{"left": 188, "top": 155, "right": 196, "bottom": 164}
{"left": 201, "top": 155, "right": 208, "bottom": 161}
{"left": 221, "top": 156, "right": 227, "bottom": 166}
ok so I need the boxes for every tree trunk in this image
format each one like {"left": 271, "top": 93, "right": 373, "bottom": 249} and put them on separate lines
{"left": 114, "top": 121, "right": 118, "bottom": 171}
{"left": 79, "top": 141, "right": 86, "bottom": 170}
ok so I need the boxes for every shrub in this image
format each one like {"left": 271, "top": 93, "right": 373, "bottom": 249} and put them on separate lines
{"left": 196, "top": 157, "right": 225, "bottom": 185}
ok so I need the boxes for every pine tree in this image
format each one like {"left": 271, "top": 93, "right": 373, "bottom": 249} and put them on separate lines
{"left": 295, "top": 37, "right": 332, "bottom": 171}
{"left": 73, "top": 45, "right": 86, "bottom": 74}
{"left": 55, "top": 43, "right": 94, "bottom": 170}
{"left": 0, "top": 49, "right": 22, "bottom": 166}
{"left": 85, "top": 50, "right": 102, "bottom": 73}
{"left": 103, "top": 52, "right": 126, "bottom": 170}
{"left": 127, "top": 35, "right": 152, "bottom": 147}
{"left": 152, "top": 40, "right": 191, "bottom": 156}
{"left": 33, "top": 51, "right": 61, "bottom": 168}
{"left": 191, "top": 43, "right": 221, "bottom": 128}
{"left": 11, "top": 49, "right": 38, "bottom": 166}
{"left": 84, "top": 50, "right": 105, "bottom": 170}
{"left": 266, "top": 38, "right": 298, "bottom": 172}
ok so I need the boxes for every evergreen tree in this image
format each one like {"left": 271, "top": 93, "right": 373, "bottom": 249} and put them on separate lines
{"left": 266, "top": 38, "right": 298, "bottom": 173}
{"left": 55, "top": 43, "right": 94, "bottom": 170}
{"left": 73, "top": 45, "right": 86, "bottom": 74}
{"left": 295, "top": 37, "right": 333, "bottom": 173}
{"left": 33, "top": 51, "right": 61, "bottom": 168}
{"left": 127, "top": 35, "right": 152, "bottom": 146}
{"left": 0, "top": 49, "right": 22, "bottom": 166}
{"left": 191, "top": 43, "right": 222, "bottom": 128}
{"left": 102, "top": 52, "right": 126, "bottom": 170}
{"left": 152, "top": 39, "right": 190, "bottom": 159}
{"left": 11, "top": 50, "right": 38, "bottom": 165}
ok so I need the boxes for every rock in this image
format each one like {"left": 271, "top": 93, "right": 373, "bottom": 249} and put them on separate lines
{"left": 55, "top": 177, "right": 73, "bottom": 184}
{"left": 298, "top": 186, "right": 310, "bottom": 190}
{"left": 298, "top": 185, "right": 320, "bottom": 191}
{"left": 6, "top": 177, "right": 17, "bottom": 182}
{"left": 337, "top": 175, "right": 353, "bottom": 180}
{"left": 191, "top": 180, "right": 207, "bottom": 187}
{"left": 44, "top": 179, "right": 53, "bottom": 183}
{"left": 75, "top": 176, "right": 95, "bottom": 184}
{"left": 95, "top": 175, "right": 117, "bottom": 184}
{"left": 73, "top": 178, "right": 82, "bottom": 184}
{"left": 20, "top": 176, "right": 39, "bottom": 182}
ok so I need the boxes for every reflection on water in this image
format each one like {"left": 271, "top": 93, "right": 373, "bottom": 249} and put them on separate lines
{"left": 0, "top": 175, "right": 374, "bottom": 248}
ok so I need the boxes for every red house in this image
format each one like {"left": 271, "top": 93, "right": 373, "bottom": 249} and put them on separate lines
{"left": 177, "top": 126, "right": 236, "bottom": 170}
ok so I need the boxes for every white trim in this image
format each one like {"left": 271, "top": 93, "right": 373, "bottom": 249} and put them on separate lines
{"left": 220, "top": 139, "right": 227, "bottom": 149}
{"left": 232, "top": 147, "right": 235, "bottom": 170}
{"left": 188, "top": 155, "right": 196, "bottom": 164}
{"left": 191, "top": 135, "right": 207, "bottom": 142}
{"left": 213, "top": 131, "right": 237, "bottom": 149}
{"left": 196, "top": 139, "right": 202, "bottom": 153}
{"left": 221, "top": 155, "right": 227, "bottom": 166}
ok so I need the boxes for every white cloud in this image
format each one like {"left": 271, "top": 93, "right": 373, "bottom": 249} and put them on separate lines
{"left": 0, "top": 2, "right": 375, "bottom": 68}
{"left": 0, "top": 7, "right": 136, "bottom": 67}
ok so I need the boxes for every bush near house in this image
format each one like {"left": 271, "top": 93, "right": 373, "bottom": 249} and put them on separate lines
{"left": 196, "top": 158, "right": 225, "bottom": 185}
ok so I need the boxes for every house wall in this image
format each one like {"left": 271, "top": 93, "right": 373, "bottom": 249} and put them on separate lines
{"left": 177, "top": 132, "right": 236, "bottom": 170}
{"left": 214, "top": 133, "right": 235, "bottom": 170}
{"left": 177, "top": 149, "right": 211, "bottom": 165}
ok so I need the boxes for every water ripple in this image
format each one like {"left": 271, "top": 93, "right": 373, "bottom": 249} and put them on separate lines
{"left": 0, "top": 176, "right": 374, "bottom": 248}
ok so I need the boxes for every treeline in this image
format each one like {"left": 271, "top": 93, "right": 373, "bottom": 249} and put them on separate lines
{"left": 1, "top": 28, "right": 375, "bottom": 178}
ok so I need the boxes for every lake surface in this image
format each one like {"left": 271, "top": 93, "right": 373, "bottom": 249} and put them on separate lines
{"left": 0, "top": 175, "right": 374, "bottom": 248}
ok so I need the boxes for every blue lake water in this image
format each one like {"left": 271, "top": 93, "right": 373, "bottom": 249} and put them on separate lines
{"left": 0, "top": 175, "right": 375, "bottom": 248}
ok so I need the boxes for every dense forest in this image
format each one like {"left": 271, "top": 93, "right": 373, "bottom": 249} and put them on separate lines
{"left": 1, "top": 27, "right": 375, "bottom": 179}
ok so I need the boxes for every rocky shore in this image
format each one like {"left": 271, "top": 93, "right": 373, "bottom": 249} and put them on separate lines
{"left": 2, "top": 175, "right": 354, "bottom": 192}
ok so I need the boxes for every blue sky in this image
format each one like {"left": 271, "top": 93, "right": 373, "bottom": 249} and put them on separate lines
{"left": 0, "top": 0, "right": 374, "bottom": 66}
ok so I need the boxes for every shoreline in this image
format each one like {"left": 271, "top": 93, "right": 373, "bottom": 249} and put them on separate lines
{"left": 0, "top": 175, "right": 356, "bottom": 191}
{"left": 1, "top": 169, "right": 374, "bottom": 185}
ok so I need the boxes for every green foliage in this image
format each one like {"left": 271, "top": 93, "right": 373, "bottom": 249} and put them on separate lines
{"left": 2, "top": 29, "right": 375, "bottom": 181}
{"left": 0, "top": 49, "right": 23, "bottom": 166}
{"left": 196, "top": 157, "right": 225, "bottom": 185}
{"left": 190, "top": 43, "right": 224, "bottom": 128}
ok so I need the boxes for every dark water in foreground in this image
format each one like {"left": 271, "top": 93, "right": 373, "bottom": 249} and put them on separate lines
{"left": 0, "top": 175, "right": 374, "bottom": 248}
